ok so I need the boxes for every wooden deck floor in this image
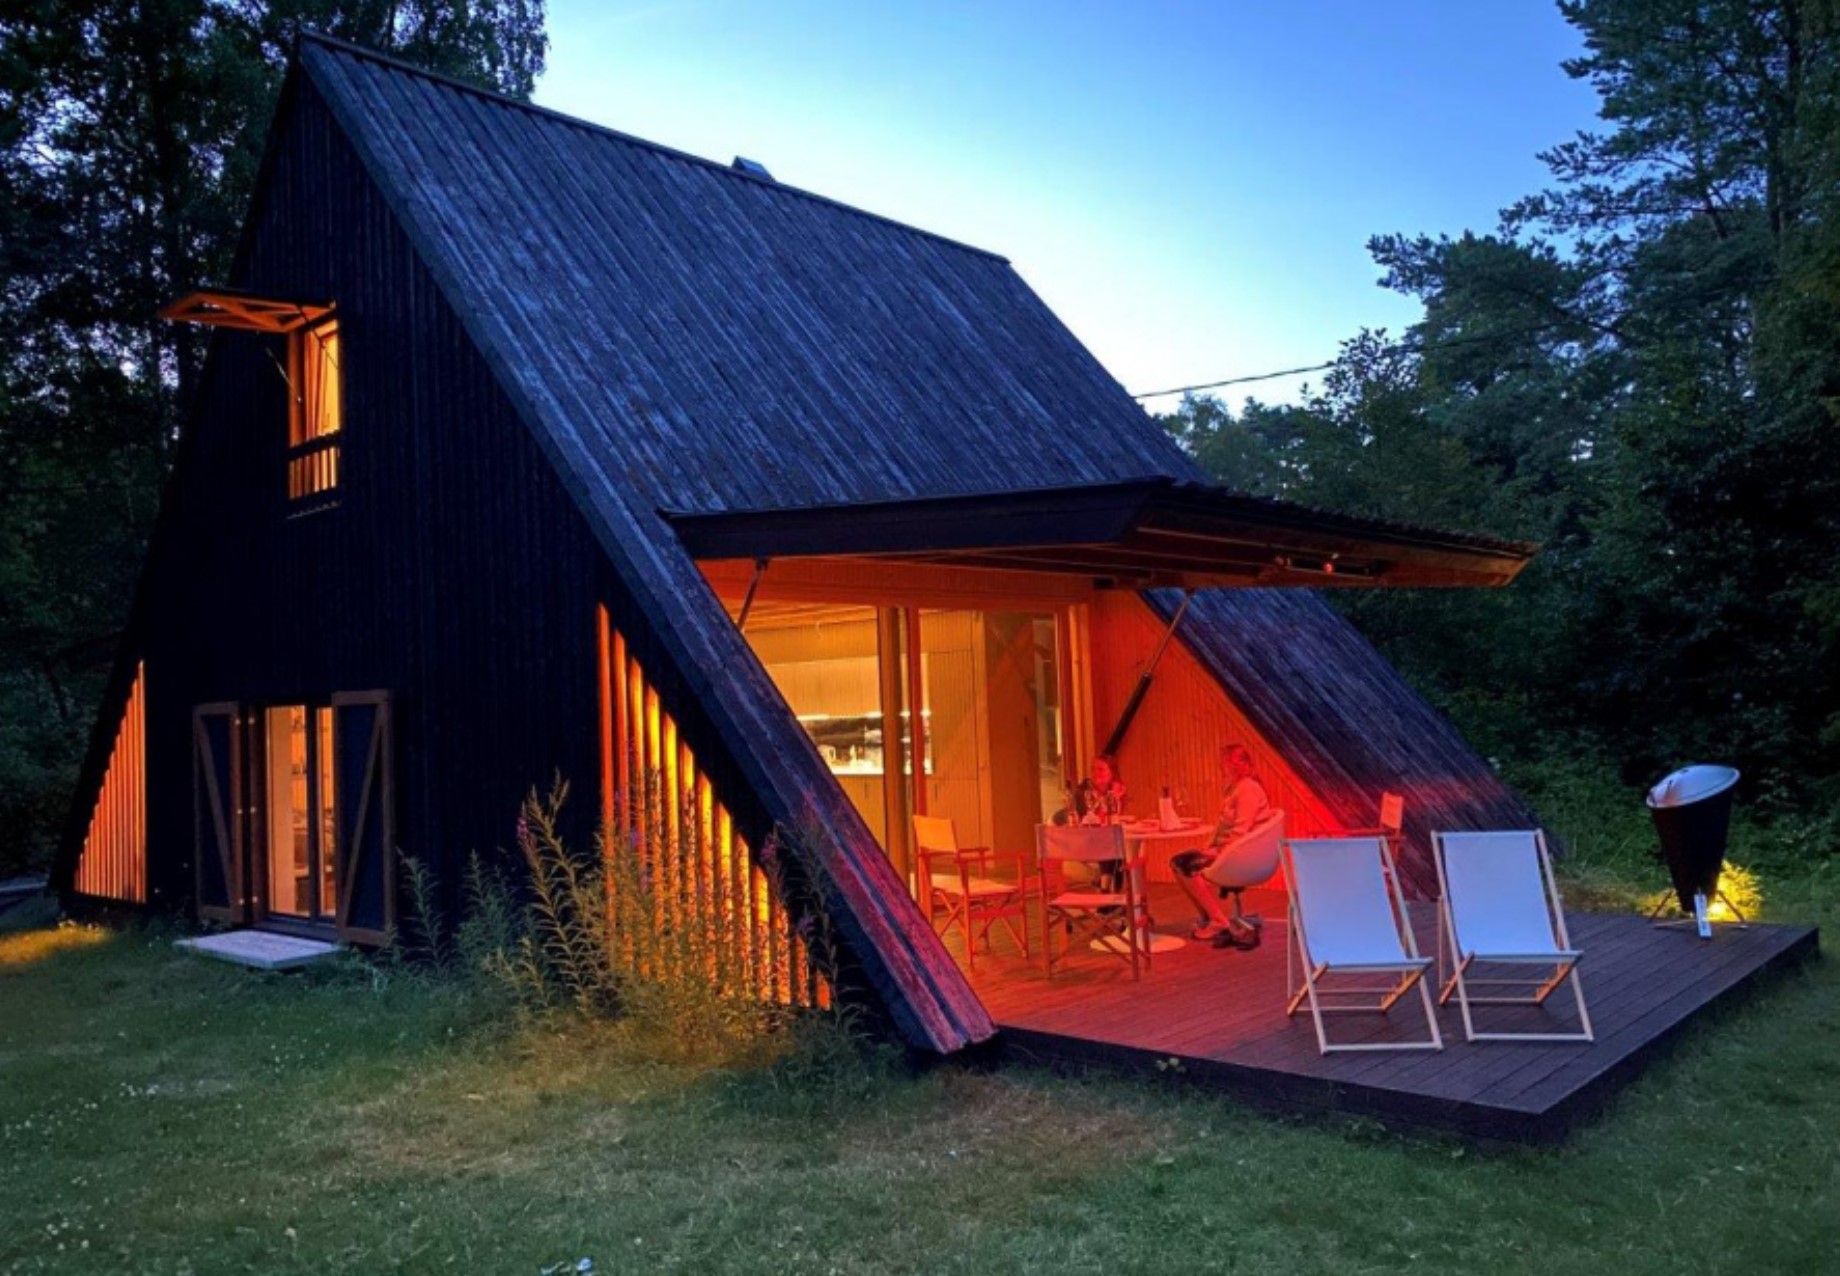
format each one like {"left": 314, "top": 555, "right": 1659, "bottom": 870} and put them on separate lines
{"left": 955, "top": 889, "right": 1818, "bottom": 1143}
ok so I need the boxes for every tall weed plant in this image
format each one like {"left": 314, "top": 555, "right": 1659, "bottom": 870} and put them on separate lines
{"left": 449, "top": 776, "right": 862, "bottom": 1066}
{"left": 597, "top": 774, "right": 776, "bottom": 1059}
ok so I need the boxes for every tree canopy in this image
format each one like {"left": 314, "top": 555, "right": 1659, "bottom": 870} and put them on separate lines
{"left": 1165, "top": 0, "right": 1840, "bottom": 825}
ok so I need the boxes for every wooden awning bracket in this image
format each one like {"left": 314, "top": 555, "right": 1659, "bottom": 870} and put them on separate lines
{"left": 1101, "top": 588, "right": 1193, "bottom": 757}
{"left": 159, "top": 289, "right": 334, "bottom": 333}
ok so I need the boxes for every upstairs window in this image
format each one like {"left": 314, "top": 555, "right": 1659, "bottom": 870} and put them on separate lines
{"left": 287, "top": 318, "right": 342, "bottom": 508}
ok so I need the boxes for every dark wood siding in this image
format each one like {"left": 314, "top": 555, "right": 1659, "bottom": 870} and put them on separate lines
{"left": 122, "top": 78, "right": 612, "bottom": 915}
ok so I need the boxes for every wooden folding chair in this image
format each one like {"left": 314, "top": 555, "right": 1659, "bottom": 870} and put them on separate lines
{"left": 1433, "top": 830, "right": 1593, "bottom": 1043}
{"left": 914, "top": 814, "right": 1031, "bottom": 969}
{"left": 1344, "top": 791, "right": 1406, "bottom": 860}
{"left": 1284, "top": 836, "right": 1443, "bottom": 1054}
{"left": 1037, "top": 824, "right": 1148, "bottom": 980}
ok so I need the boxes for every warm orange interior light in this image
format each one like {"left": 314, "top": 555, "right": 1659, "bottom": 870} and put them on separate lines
{"left": 596, "top": 605, "right": 825, "bottom": 1008}
{"left": 287, "top": 318, "right": 342, "bottom": 502}
{"left": 74, "top": 662, "right": 147, "bottom": 904}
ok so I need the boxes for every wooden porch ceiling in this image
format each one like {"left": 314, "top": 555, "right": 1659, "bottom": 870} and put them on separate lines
{"left": 666, "top": 479, "right": 1538, "bottom": 590}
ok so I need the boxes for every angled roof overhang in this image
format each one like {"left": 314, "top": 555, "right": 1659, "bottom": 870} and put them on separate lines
{"left": 666, "top": 478, "right": 1537, "bottom": 590}
{"left": 159, "top": 287, "right": 334, "bottom": 332}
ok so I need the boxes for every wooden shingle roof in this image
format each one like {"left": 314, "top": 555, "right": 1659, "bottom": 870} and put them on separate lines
{"left": 302, "top": 36, "right": 1196, "bottom": 516}
{"left": 1150, "top": 589, "right": 1544, "bottom": 897}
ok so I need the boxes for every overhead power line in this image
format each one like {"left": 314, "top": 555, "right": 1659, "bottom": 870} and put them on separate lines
{"left": 1130, "top": 323, "right": 1568, "bottom": 401}
{"left": 1132, "top": 359, "right": 1340, "bottom": 399}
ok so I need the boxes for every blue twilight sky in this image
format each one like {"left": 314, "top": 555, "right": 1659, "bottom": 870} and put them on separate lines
{"left": 536, "top": 2, "right": 1601, "bottom": 411}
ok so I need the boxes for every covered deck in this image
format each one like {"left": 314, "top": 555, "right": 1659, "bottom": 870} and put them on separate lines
{"left": 673, "top": 478, "right": 1815, "bottom": 1138}
{"left": 959, "top": 891, "right": 1818, "bottom": 1143}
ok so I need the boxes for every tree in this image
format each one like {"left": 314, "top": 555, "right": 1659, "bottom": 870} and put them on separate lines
{"left": 1168, "top": 0, "right": 1840, "bottom": 815}
{"left": 1536, "top": 0, "right": 1840, "bottom": 795}
{"left": 1159, "top": 394, "right": 1310, "bottom": 500}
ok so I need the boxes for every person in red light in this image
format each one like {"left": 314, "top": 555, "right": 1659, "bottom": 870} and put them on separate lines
{"left": 1077, "top": 754, "right": 1128, "bottom": 825}
{"left": 1171, "top": 744, "right": 1272, "bottom": 944}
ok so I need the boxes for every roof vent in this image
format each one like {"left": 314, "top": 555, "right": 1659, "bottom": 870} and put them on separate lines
{"left": 731, "top": 156, "right": 774, "bottom": 180}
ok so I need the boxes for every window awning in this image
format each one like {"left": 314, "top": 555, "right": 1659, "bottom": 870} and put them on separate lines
{"left": 665, "top": 478, "right": 1537, "bottom": 590}
{"left": 158, "top": 288, "right": 333, "bottom": 333}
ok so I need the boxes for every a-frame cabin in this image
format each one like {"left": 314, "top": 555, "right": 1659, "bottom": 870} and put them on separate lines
{"left": 56, "top": 34, "right": 1544, "bottom": 1054}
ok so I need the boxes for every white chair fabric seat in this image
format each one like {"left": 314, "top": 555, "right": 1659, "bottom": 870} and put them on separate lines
{"left": 1283, "top": 836, "right": 1443, "bottom": 1054}
{"left": 1037, "top": 824, "right": 1148, "bottom": 979}
{"left": 914, "top": 814, "right": 1033, "bottom": 968}
{"left": 1049, "top": 890, "right": 1125, "bottom": 909}
{"left": 1287, "top": 838, "right": 1418, "bottom": 968}
{"left": 1439, "top": 830, "right": 1569, "bottom": 958}
{"left": 933, "top": 872, "right": 1018, "bottom": 899}
{"left": 1432, "top": 828, "right": 1594, "bottom": 1043}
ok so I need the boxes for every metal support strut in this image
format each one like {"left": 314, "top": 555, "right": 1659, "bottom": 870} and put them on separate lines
{"left": 1101, "top": 589, "right": 1193, "bottom": 757}
{"left": 735, "top": 557, "right": 769, "bottom": 633}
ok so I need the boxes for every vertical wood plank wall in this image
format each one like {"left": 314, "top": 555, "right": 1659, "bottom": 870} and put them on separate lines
{"left": 74, "top": 662, "right": 147, "bottom": 903}
{"left": 1090, "top": 593, "right": 1340, "bottom": 872}
{"left": 598, "top": 607, "right": 825, "bottom": 1008}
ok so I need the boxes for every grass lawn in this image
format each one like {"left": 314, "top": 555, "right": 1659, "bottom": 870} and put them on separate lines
{"left": 2, "top": 878, "right": 1837, "bottom": 1276}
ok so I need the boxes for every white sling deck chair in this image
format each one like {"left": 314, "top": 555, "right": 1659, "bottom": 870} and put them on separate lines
{"left": 1433, "top": 830, "right": 1593, "bottom": 1043}
{"left": 1284, "top": 837, "right": 1443, "bottom": 1054}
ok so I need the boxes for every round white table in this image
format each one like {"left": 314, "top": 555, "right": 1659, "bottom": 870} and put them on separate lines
{"left": 1122, "top": 818, "right": 1210, "bottom": 884}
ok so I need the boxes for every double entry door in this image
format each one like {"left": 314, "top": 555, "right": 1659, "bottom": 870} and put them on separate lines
{"left": 192, "top": 691, "right": 395, "bottom": 943}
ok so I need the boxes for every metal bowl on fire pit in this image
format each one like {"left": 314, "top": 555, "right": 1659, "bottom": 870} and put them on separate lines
{"left": 1646, "top": 764, "right": 1742, "bottom": 934}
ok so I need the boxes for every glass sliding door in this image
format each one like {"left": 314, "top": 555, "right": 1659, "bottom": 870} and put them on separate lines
{"left": 915, "top": 610, "right": 1065, "bottom": 855}
{"left": 316, "top": 708, "right": 338, "bottom": 914}
{"left": 263, "top": 704, "right": 338, "bottom": 924}
{"left": 1031, "top": 616, "right": 1067, "bottom": 826}
{"left": 739, "top": 604, "right": 892, "bottom": 847}
{"left": 735, "top": 601, "right": 1071, "bottom": 885}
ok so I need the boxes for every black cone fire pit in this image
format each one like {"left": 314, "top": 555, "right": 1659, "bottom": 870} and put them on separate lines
{"left": 1646, "top": 764, "right": 1743, "bottom": 937}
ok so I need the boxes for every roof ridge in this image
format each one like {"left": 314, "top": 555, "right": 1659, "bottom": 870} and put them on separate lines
{"left": 296, "top": 30, "right": 1011, "bottom": 265}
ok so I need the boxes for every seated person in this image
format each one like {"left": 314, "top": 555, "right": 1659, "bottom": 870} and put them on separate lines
{"left": 1171, "top": 744, "right": 1272, "bottom": 946}
{"left": 1055, "top": 755, "right": 1128, "bottom": 885}
{"left": 1075, "top": 754, "right": 1128, "bottom": 826}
